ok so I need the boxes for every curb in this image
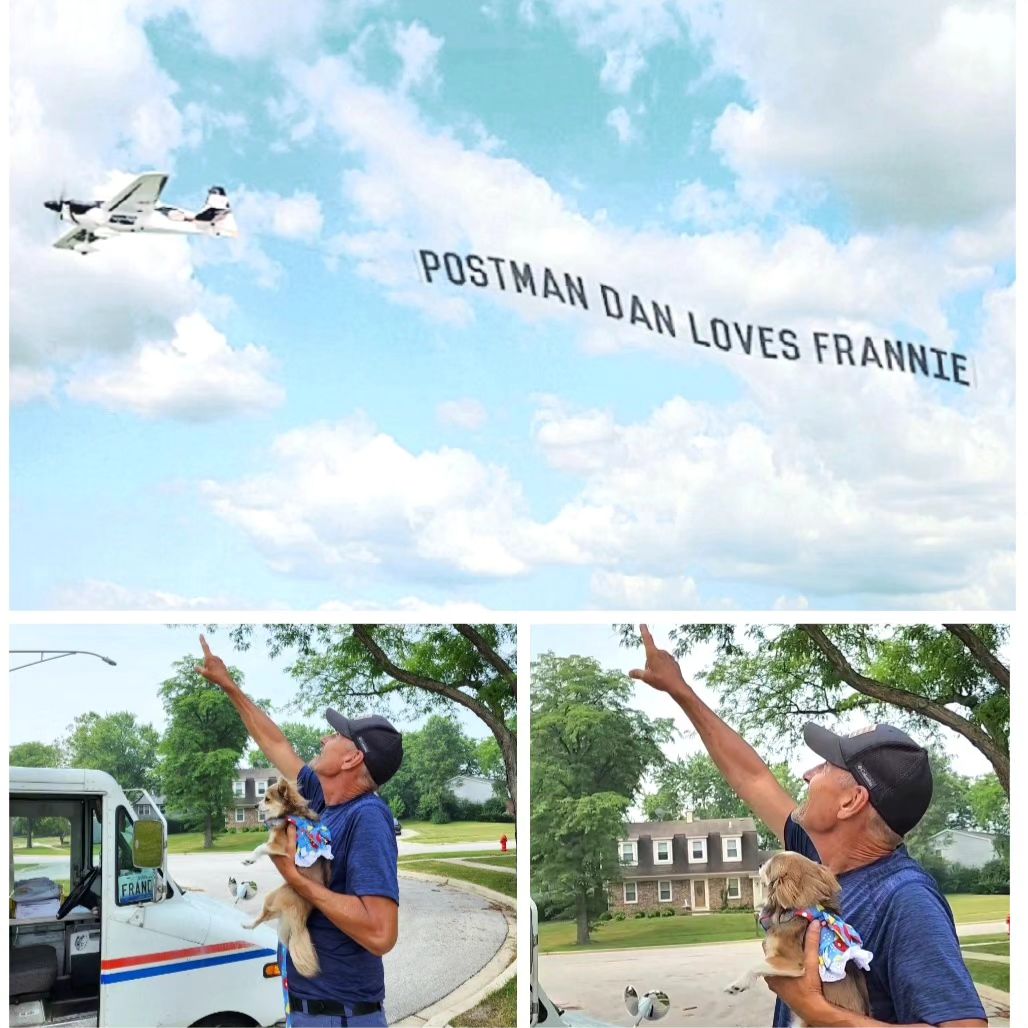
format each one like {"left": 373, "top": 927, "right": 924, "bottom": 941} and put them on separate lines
{"left": 975, "top": 983, "right": 1011, "bottom": 1007}
{"left": 396, "top": 870, "right": 516, "bottom": 1027}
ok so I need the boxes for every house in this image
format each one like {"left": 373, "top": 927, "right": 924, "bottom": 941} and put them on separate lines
{"left": 226, "top": 768, "right": 279, "bottom": 829}
{"left": 132, "top": 795, "right": 167, "bottom": 819}
{"left": 928, "top": 829, "right": 999, "bottom": 868}
{"left": 446, "top": 774, "right": 497, "bottom": 805}
{"left": 611, "top": 814, "right": 770, "bottom": 914}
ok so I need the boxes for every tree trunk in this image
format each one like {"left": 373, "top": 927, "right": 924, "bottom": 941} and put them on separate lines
{"left": 944, "top": 624, "right": 1010, "bottom": 692}
{"left": 26, "top": 818, "right": 34, "bottom": 849}
{"left": 801, "top": 626, "right": 1010, "bottom": 794}
{"left": 575, "top": 888, "right": 590, "bottom": 946}
{"left": 493, "top": 721, "right": 518, "bottom": 817}
{"left": 204, "top": 813, "right": 213, "bottom": 849}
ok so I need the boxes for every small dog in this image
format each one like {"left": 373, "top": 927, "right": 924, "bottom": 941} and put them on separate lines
{"left": 241, "top": 779, "right": 333, "bottom": 978}
{"left": 725, "top": 852, "right": 871, "bottom": 1025}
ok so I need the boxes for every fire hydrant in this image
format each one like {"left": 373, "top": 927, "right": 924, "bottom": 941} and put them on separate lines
{"left": 500, "top": 834, "right": 508, "bottom": 853}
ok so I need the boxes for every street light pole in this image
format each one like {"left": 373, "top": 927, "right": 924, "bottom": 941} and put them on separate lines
{"left": 9, "top": 650, "right": 118, "bottom": 671}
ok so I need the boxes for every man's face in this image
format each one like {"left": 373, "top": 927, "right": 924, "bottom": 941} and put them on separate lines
{"left": 792, "top": 759, "right": 858, "bottom": 832}
{"left": 311, "top": 731, "right": 360, "bottom": 778}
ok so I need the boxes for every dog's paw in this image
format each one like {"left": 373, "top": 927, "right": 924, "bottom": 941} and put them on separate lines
{"left": 724, "top": 981, "right": 748, "bottom": 995}
{"left": 241, "top": 856, "right": 256, "bottom": 865}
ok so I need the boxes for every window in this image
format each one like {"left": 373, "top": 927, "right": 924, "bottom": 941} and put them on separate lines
{"left": 623, "top": 881, "right": 638, "bottom": 904}
{"left": 722, "top": 836, "right": 742, "bottom": 862}
{"left": 619, "top": 840, "right": 638, "bottom": 865}
{"left": 256, "top": 780, "right": 268, "bottom": 797}
{"left": 257, "top": 807, "right": 266, "bottom": 822}
{"left": 688, "top": 837, "right": 707, "bottom": 863}
{"left": 726, "top": 877, "right": 741, "bottom": 900}
{"left": 658, "top": 880, "right": 672, "bottom": 902}
{"left": 115, "top": 806, "right": 156, "bottom": 906}
{"left": 653, "top": 839, "right": 672, "bottom": 864}
{"left": 232, "top": 780, "right": 245, "bottom": 798}
{"left": 235, "top": 808, "right": 245, "bottom": 823}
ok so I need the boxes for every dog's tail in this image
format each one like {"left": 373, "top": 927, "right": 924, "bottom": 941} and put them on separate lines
{"left": 288, "top": 928, "right": 320, "bottom": 979}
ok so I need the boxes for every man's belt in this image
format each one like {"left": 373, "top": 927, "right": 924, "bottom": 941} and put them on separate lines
{"left": 292, "top": 997, "right": 383, "bottom": 1018}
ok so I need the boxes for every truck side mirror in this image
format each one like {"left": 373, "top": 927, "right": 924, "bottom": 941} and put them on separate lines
{"left": 132, "top": 818, "right": 164, "bottom": 868}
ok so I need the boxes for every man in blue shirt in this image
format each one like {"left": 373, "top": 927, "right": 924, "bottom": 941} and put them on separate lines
{"left": 197, "top": 636, "right": 402, "bottom": 1027}
{"left": 631, "top": 625, "right": 988, "bottom": 1028}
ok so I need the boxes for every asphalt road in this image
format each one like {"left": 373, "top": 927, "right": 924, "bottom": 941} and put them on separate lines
{"left": 168, "top": 853, "right": 509, "bottom": 1022}
{"left": 540, "top": 921, "right": 1009, "bottom": 1028}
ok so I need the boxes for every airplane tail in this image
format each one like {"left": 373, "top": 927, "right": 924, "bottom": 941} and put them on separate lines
{"left": 196, "top": 186, "right": 237, "bottom": 237}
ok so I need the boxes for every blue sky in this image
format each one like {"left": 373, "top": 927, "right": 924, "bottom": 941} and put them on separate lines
{"left": 10, "top": 1, "right": 1015, "bottom": 611}
{"left": 8, "top": 624, "right": 493, "bottom": 753}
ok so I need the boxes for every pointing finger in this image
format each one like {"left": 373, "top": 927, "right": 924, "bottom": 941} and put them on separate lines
{"left": 640, "top": 624, "right": 655, "bottom": 651}
{"left": 199, "top": 634, "right": 212, "bottom": 657}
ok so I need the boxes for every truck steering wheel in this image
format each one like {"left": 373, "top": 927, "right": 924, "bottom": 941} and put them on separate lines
{"left": 57, "top": 865, "right": 100, "bottom": 920}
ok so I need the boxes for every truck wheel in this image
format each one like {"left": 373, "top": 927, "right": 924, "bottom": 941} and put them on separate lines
{"left": 190, "top": 1015, "right": 257, "bottom": 1027}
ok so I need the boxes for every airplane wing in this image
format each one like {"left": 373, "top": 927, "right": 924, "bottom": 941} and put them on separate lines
{"left": 53, "top": 227, "right": 100, "bottom": 251}
{"left": 102, "top": 172, "right": 169, "bottom": 215}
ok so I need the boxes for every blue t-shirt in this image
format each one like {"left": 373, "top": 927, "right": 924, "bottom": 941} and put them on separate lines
{"left": 772, "top": 815, "right": 986, "bottom": 1026}
{"left": 287, "top": 764, "right": 399, "bottom": 1005}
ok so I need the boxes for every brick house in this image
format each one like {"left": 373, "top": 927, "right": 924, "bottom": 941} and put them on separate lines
{"left": 225, "top": 768, "right": 279, "bottom": 829}
{"left": 610, "top": 814, "right": 771, "bottom": 914}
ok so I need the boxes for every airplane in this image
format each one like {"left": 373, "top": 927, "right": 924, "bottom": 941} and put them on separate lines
{"left": 44, "top": 172, "right": 238, "bottom": 254}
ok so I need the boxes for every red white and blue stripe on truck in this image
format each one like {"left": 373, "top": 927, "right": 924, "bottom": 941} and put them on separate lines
{"left": 100, "top": 940, "right": 276, "bottom": 984}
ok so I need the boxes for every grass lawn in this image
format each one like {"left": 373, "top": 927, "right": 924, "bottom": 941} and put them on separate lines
{"left": 13, "top": 838, "right": 70, "bottom": 855}
{"left": 451, "top": 975, "right": 516, "bottom": 1027}
{"left": 399, "top": 849, "right": 505, "bottom": 864}
{"left": 963, "top": 942, "right": 1009, "bottom": 956}
{"left": 411, "top": 860, "right": 516, "bottom": 898}
{"left": 958, "top": 932, "right": 1008, "bottom": 945}
{"left": 470, "top": 852, "right": 516, "bottom": 867}
{"left": 946, "top": 894, "right": 1008, "bottom": 923}
{"left": 540, "top": 912, "right": 762, "bottom": 953}
{"left": 166, "top": 832, "right": 270, "bottom": 853}
{"left": 962, "top": 958, "right": 1009, "bottom": 993}
{"left": 401, "top": 821, "right": 514, "bottom": 844}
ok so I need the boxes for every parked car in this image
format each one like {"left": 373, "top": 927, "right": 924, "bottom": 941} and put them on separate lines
{"left": 393, "top": 817, "right": 402, "bottom": 836}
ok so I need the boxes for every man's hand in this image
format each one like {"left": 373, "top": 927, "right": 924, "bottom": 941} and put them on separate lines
{"left": 629, "top": 625, "right": 690, "bottom": 697}
{"left": 268, "top": 823, "right": 302, "bottom": 886}
{"left": 196, "top": 635, "right": 237, "bottom": 692}
{"left": 766, "top": 921, "right": 831, "bottom": 1024}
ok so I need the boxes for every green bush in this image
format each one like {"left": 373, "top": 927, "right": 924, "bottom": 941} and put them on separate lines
{"left": 661, "top": 907, "right": 676, "bottom": 916}
{"left": 598, "top": 911, "right": 612, "bottom": 921}
{"left": 612, "top": 911, "right": 626, "bottom": 921}
{"left": 634, "top": 911, "right": 647, "bottom": 919}
{"left": 646, "top": 909, "right": 662, "bottom": 918}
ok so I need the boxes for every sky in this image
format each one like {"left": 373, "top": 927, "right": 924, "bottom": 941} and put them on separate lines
{"left": 529, "top": 624, "right": 996, "bottom": 802}
{"left": 9, "top": 1, "right": 1015, "bottom": 612}
{"left": 7, "top": 624, "right": 493, "bottom": 753}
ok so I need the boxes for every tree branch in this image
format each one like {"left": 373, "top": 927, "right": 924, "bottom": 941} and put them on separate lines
{"left": 799, "top": 625, "right": 1009, "bottom": 793}
{"left": 453, "top": 625, "right": 516, "bottom": 692}
{"left": 944, "top": 624, "right": 1010, "bottom": 693}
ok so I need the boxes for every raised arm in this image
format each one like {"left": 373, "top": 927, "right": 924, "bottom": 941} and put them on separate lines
{"left": 196, "top": 635, "right": 304, "bottom": 781}
{"left": 630, "top": 625, "right": 796, "bottom": 844}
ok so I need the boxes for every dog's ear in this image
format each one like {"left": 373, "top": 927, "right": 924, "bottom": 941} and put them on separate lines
{"left": 808, "top": 861, "right": 843, "bottom": 910}
{"left": 767, "top": 855, "right": 806, "bottom": 911}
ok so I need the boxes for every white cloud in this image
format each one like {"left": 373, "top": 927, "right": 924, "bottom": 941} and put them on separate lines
{"left": 600, "top": 43, "right": 646, "bottom": 94}
{"left": 671, "top": 181, "right": 744, "bottom": 228}
{"left": 773, "top": 594, "right": 809, "bottom": 611}
{"left": 606, "top": 106, "right": 635, "bottom": 144}
{"left": 10, "top": 367, "right": 57, "bottom": 405}
{"left": 66, "top": 314, "right": 284, "bottom": 420}
{"left": 51, "top": 579, "right": 238, "bottom": 611}
{"left": 437, "top": 399, "right": 489, "bottom": 431}
{"left": 590, "top": 571, "right": 705, "bottom": 608}
{"left": 391, "top": 21, "right": 444, "bottom": 93}
{"left": 690, "top": 1, "right": 1014, "bottom": 228}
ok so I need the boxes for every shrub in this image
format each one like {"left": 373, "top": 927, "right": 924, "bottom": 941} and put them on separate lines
{"left": 646, "top": 909, "right": 662, "bottom": 918}
{"left": 598, "top": 911, "right": 612, "bottom": 921}
{"left": 634, "top": 911, "right": 647, "bottom": 919}
{"left": 613, "top": 911, "right": 626, "bottom": 921}
{"left": 661, "top": 907, "right": 676, "bottom": 917}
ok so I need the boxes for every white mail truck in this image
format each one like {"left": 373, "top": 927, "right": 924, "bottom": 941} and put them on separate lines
{"left": 10, "top": 766, "right": 287, "bottom": 1027}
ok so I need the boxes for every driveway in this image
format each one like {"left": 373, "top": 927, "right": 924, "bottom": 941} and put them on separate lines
{"left": 540, "top": 926, "right": 1010, "bottom": 1028}
{"left": 168, "top": 853, "right": 509, "bottom": 1022}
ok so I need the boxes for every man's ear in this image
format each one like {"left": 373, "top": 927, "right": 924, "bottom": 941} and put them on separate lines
{"left": 837, "top": 782, "right": 871, "bottom": 822}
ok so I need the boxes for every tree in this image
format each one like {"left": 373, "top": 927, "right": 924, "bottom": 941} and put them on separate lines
{"left": 903, "top": 747, "right": 974, "bottom": 861}
{"left": 531, "top": 654, "right": 674, "bottom": 945}
{"left": 619, "top": 624, "right": 1009, "bottom": 794}
{"left": 218, "top": 624, "right": 518, "bottom": 812}
{"left": 64, "top": 711, "right": 161, "bottom": 791}
{"left": 158, "top": 657, "right": 252, "bottom": 849}
{"left": 10, "top": 742, "right": 64, "bottom": 849}
{"left": 379, "top": 715, "right": 477, "bottom": 822}
{"left": 644, "top": 754, "right": 803, "bottom": 849}
{"left": 248, "top": 721, "right": 323, "bottom": 767}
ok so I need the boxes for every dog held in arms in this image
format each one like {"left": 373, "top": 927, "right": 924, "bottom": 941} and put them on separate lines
{"left": 725, "top": 852, "right": 871, "bottom": 1026}
{"left": 241, "top": 778, "right": 332, "bottom": 978}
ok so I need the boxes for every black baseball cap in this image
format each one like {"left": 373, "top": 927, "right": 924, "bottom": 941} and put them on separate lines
{"left": 803, "top": 721, "right": 933, "bottom": 836}
{"left": 326, "top": 710, "right": 404, "bottom": 786}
